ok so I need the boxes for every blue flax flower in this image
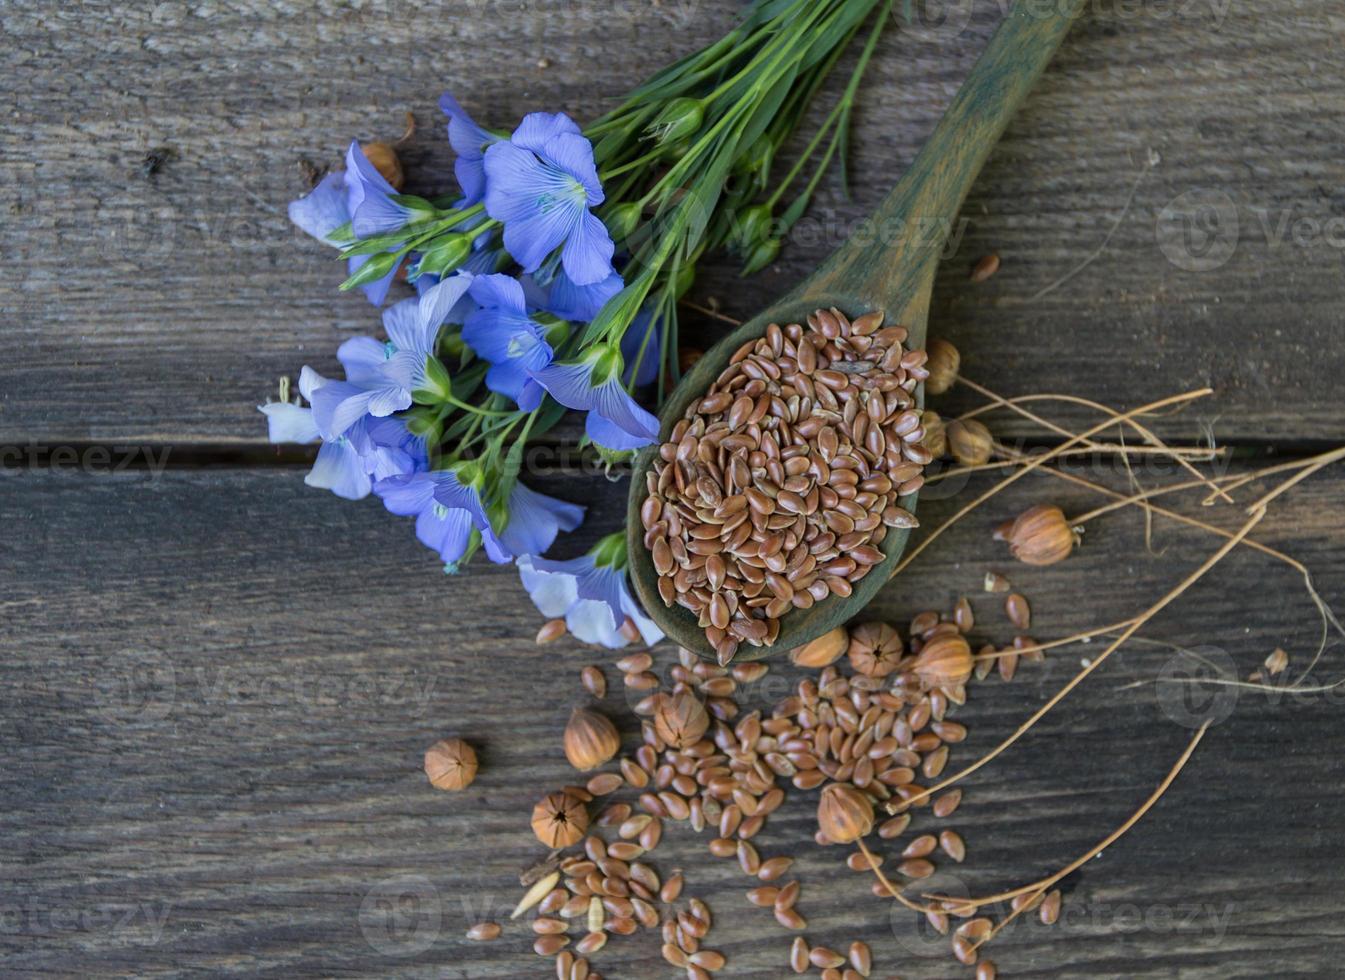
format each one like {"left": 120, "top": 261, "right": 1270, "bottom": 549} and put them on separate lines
{"left": 288, "top": 169, "right": 401, "bottom": 306}
{"left": 309, "top": 274, "right": 472, "bottom": 437}
{"left": 544, "top": 267, "right": 624, "bottom": 323}
{"left": 439, "top": 93, "right": 499, "bottom": 206}
{"left": 517, "top": 533, "right": 662, "bottom": 648}
{"left": 530, "top": 344, "right": 659, "bottom": 451}
{"left": 375, "top": 463, "right": 511, "bottom": 569}
{"left": 260, "top": 367, "right": 419, "bottom": 500}
{"left": 499, "top": 483, "right": 586, "bottom": 557}
{"left": 343, "top": 140, "right": 413, "bottom": 237}
{"left": 619, "top": 310, "right": 661, "bottom": 387}
{"left": 461, "top": 274, "right": 554, "bottom": 410}
{"left": 483, "top": 112, "right": 615, "bottom": 286}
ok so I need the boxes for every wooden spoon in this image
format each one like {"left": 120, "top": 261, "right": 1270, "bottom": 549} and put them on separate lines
{"left": 627, "top": 3, "right": 1085, "bottom": 660}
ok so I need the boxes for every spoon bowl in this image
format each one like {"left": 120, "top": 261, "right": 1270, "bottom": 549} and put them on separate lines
{"left": 627, "top": 3, "right": 1084, "bottom": 659}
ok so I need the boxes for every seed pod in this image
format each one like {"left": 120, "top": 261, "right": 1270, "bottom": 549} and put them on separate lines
{"left": 564, "top": 707, "right": 620, "bottom": 771}
{"left": 817, "top": 782, "right": 874, "bottom": 844}
{"left": 359, "top": 141, "right": 404, "bottom": 190}
{"left": 653, "top": 691, "right": 709, "bottom": 748}
{"left": 424, "top": 738, "right": 478, "bottom": 791}
{"left": 911, "top": 634, "right": 973, "bottom": 689}
{"left": 924, "top": 339, "right": 961, "bottom": 395}
{"left": 847, "top": 621, "right": 904, "bottom": 677}
{"left": 1006, "top": 504, "right": 1076, "bottom": 566}
{"left": 791, "top": 626, "right": 849, "bottom": 668}
{"left": 921, "top": 409, "right": 948, "bottom": 458}
{"left": 946, "top": 419, "right": 993, "bottom": 467}
{"left": 531, "top": 791, "right": 590, "bottom": 848}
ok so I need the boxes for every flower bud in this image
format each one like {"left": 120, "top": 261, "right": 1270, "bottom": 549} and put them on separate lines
{"left": 416, "top": 233, "right": 475, "bottom": 278}
{"left": 741, "top": 237, "right": 781, "bottom": 276}
{"left": 847, "top": 622, "right": 904, "bottom": 678}
{"left": 925, "top": 338, "right": 960, "bottom": 395}
{"left": 360, "top": 141, "right": 405, "bottom": 191}
{"left": 648, "top": 97, "right": 704, "bottom": 146}
{"left": 424, "top": 737, "right": 478, "bottom": 791}
{"left": 1006, "top": 504, "right": 1076, "bottom": 566}
{"left": 653, "top": 690, "right": 709, "bottom": 749}
{"left": 564, "top": 706, "right": 620, "bottom": 771}
{"left": 817, "top": 782, "right": 874, "bottom": 844}
{"left": 790, "top": 626, "right": 848, "bottom": 668}
{"left": 606, "top": 202, "right": 641, "bottom": 243}
{"left": 921, "top": 410, "right": 947, "bottom": 459}
{"left": 947, "top": 419, "right": 993, "bottom": 467}
{"left": 531, "top": 790, "right": 589, "bottom": 848}
{"left": 912, "top": 634, "right": 972, "bottom": 690}
{"left": 734, "top": 205, "right": 773, "bottom": 250}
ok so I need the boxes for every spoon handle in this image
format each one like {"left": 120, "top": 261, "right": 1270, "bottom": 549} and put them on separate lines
{"left": 807, "top": 0, "right": 1087, "bottom": 312}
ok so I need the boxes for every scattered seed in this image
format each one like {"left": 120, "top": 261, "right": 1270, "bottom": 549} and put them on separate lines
{"left": 758, "top": 856, "right": 794, "bottom": 881}
{"left": 933, "top": 789, "right": 963, "bottom": 818}
{"left": 581, "top": 665, "right": 607, "bottom": 698}
{"left": 1040, "top": 889, "right": 1062, "bottom": 925}
{"left": 983, "top": 571, "right": 1010, "bottom": 593}
{"left": 902, "top": 834, "right": 937, "bottom": 859}
{"left": 810, "top": 946, "right": 846, "bottom": 969}
{"left": 939, "top": 830, "right": 966, "bottom": 862}
{"left": 466, "top": 921, "right": 500, "bottom": 941}
{"left": 534, "top": 935, "right": 570, "bottom": 956}
{"left": 587, "top": 772, "right": 623, "bottom": 796}
{"left": 1005, "top": 593, "right": 1031, "bottom": 630}
{"left": 537, "top": 619, "right": 567, "bottom": 644}
{"left": 970, "top": 252, "right": 1000, "bottom": 282}
{"left": 977, "top": 960, "right": 998, "bottom": 980}
{"left": 790, "top": 936, "right": 811, "bottom": 973}
{"left": 849, "top": 940, "right": 872, "bottom": 976}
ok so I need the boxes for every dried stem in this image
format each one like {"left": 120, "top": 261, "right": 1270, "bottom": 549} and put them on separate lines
{"left": 889, "top": 388, "right": 1214, "bottom": 581}
{"left": 926, "top": 720, "right": 1211, "bottom": 952}
{"left": 971, "top": 617, "right": 1143, "bottom": 661}
{"left": 957, "top": 377, "right": 1232, "bottom": 505}
{"left": 889, "top": 507, "right": 1263, "bottom": 811}
{"left": 856, "top": 838, "right": 932, "bottom": 914}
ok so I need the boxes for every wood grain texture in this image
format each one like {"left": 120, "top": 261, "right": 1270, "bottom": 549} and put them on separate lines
{"left": 1, "top": 1, "right": 1343, "bottom": 444}
{"left": 3, "top": 463, "right": 1342, "bottom": 976}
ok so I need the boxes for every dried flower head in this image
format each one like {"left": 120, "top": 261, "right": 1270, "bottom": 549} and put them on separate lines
{"left": 360, "top": 141, "right": 405, "bottom": 191}
{"left": 653, "top": 690, "right": 710, "bottom": 749}
{"left": 946, "top": 418, "right": 993, "bottom": 467}
{"left": 921, "top": 409, "right": 948, "bottom": 458}
{"left": 564, "top": 706, "right": 620, "bottom": 771}
{"left": 424, "top": 737, "right": 478, "bottom": 791}
{"left": 790, "top": 626, "right": 849, "bottom": 668}
{"left": 912, "top": 634, "right": 973, "bottom": 690}
{"left": 1006, "top": 504, "right": 1076, "bottom": 566}
{"left": 924, "top": 338, "right": 961, "bottom": 395}
{"left": 531, "top": 790, "right": 589, "bottom": 848}
{"left": 817, "top": 782, "right": 874, "bottom": 844}
{"left": 847, "top": 622, "right": 905, "bottom": 678}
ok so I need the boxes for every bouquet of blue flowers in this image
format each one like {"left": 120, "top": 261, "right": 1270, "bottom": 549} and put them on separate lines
{"left": 265, "top": 0, "right": 891, "bottom": 648}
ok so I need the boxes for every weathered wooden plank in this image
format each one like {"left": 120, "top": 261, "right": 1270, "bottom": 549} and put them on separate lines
{"left": 1, "top": 2, "right": 1342, "bottom": 445}
{"left": 2, "top": 463, "right": 1342, "bottom": 976}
